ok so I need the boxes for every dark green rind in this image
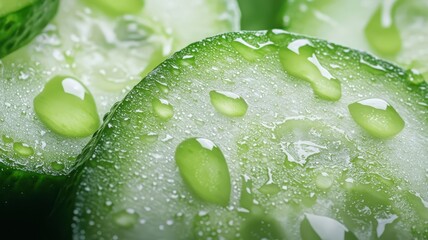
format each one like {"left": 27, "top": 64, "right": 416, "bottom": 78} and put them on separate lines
{"left": 57, "top": 31, "right": 428, "bottom": 239}
{"left": 0, "top": 165, "right": 66, "bottom": 239}
{"left": 0, "top": 0, "right": 59, "bottom": 58}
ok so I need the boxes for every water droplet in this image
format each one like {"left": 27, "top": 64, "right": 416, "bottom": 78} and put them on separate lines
{"left": 231, "top": 37, "right": 276, "bottom": 62}
{"left": 155, "top": 81, "right": 169, "bottom": 94}
{"left": 301, "top": 213, "right": 357, "bottom": 240}
{"left": 33, "top": 76, "right": 100, "bottom": 138}
{"left": 141, "top": 132, "right": 158, "bottom": 143}
{"left": 115, "top": 17, "right": 153, "bottom": 41}
{"left": 258, "top": 168, "right": 280, "bottom": 195}
{"left": 348, "top": 98, "right": 404, "bottom": 138}
{"left": 1, "top": 135, "right": 13, "bottom": 144}
{"left": 113, "top": 209, "right": 139, "bottom": 228}
{"left": 51, "top": 161, "right": 65, "bottom": 171}
{"left": 279, "top": 39, "right": 341, "bottom": 101}
{"left": 209, "top": 90, "right": 248, "bottom": 117}
{"left": 405, "top": 68, "right": 425, "bottom": 84}
{"left": 152, "top": 98, "right": 174, "bottom": 120}
{"left": 316, "top": 172, "right": 333, "bottom": 190}
{"left": 179, "top": 55, "right": 195, "bottom": 66}
{"left": 13, "top": 142, "right": 34, "bottom": 157}
{"left": 359, "top": 58, "right": 387, "bottom": 75}
{"left": 239, "top": 175, "right": 253, "bottom": 213}
{"left": 364, "top": 0, "right": 401, "bottom": 56}
{"left": 175, "top": 138, "right": 231, "bottom": 206}
{"left": 376, "top": 214, "right": 398, "bottom": 238}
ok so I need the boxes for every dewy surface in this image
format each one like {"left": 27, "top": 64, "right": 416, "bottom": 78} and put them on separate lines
{"left": 283, "top": 0, "right": 428, "bottom": 81}
{"left": 68, "top": 31, "right": 428, "bottom": 239}
{"left": 0, "top": 0, "right": 239, "bottom": 175}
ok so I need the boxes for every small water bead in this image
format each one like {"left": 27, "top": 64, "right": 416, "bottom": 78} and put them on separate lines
{"left": 13, "top": 142, "right": 34, "bottom": 157}
{"left": 231, "top": 37, "right": 276, "bottom": 62}
{"left": 359, "top": 58, "right": 387, "bottom": 75}
{"left": 33, "top": 76, "right": 100, "bottom": 138}
{"left": 175, "top": 138, "right": 231, "bottom": 206}
{"left": 115, "top": 17, "right": 153, "bottom": 42}
{"left": 140, "top": 132, "right": 158, "bottom": 143}
{"left": 85, "top": 0, "right": 144, "bottom": 15}
{"left": 152, "top": 98, "right": 174, "bottom": 120}
{"left": 50, "top": 161, "right": 65, "bottom": 171}
{"left": 316, "top": 172, "right": 333, "bottom": 190}
{"left": 1, "top": 135, "right": 13, "bottom": 143}
{"left": 279, "top": 39, "right": 341, "bottom": 101}
{"left": 209, "top": 90, "right": 248, "bottom": 117}
{"left": 348, "top": 98, "right": 404, "bottom": 138}
{"left": 112, "top": 209, "right": 139, "bottom": 228}
{"left": 364, "top": 0, "right": 402, "bottom": 56}
{"left": 300, "top": 213, "right": 357, "bottom": 240}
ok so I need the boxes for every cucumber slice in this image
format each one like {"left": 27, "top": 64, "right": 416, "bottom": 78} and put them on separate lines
{"left": 0, "top": 0, "right": 59, "bottom": 58}
{"left": 283, "top": 0, "right": 428, "bottom": 82}
{"left": 59, "top": 31, "right": 428, "bottom": 239}
{"left": 0, "top": 0, "right": 239, "bottom": 236}
{"left": 237, "top": 0, "right": 286, "bottom": 30}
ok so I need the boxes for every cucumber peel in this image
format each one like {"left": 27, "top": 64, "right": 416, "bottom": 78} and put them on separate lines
{"left": 283, "top": 0, "right": 428, "bottom": 82}
{"left": 0, "top": 0, "right": 59, "bottom": 58}
{"left": 60, "top": 31, "right": 428, "bottom": 239}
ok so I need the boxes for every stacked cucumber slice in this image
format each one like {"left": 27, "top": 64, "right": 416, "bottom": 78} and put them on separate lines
{"left": 0, "top": 0, "right": 239, "bottom": 176}
{"left": 283, "top": 0, "right": 428, "bottom": 81}
{"left": 61, "top": 31, "right": 427, "bottom": 239}
{"left": 1, "top": 0, "right": 427, "bottom": 239}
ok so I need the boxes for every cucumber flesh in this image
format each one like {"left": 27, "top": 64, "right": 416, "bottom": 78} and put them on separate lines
{"left": 61, "top": 31, "right": 428, "bottom": 239}
{"left": 0, "top": 0, "right": 239, "bottom": 176}
{"left": 283, "top": 0, "right": 428, "bottom": 82}
{"left": 0, "top": 0, "right": 59, "bottom": 58}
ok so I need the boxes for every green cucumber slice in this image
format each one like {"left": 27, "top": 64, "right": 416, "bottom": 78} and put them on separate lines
{"left": 283, "top": 0, "right": 428, "bottom": 82}
{"left": 60, "top": 31, "right": 428, "bottom": 239}
{"left": 0, "top": 0, "right": 59, "bottom": 58}
{"left": 237, "top": 0, "right": 286, "bottom": 30}
{"left": 0, "top": 0, "right": 239, "bottom": 175}
{"left": 0, "top": 0, "right": 239, "bottom": 237}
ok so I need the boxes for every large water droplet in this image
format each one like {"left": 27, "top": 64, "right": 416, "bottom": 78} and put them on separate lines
{"left": 113, "top": 209, "right": 139, "bottom": 228}
{"left": 301, "top": 213, "right": 357, "bottom": 240}
{"left": 364, "top": 0, "right": 402, "bottom": 56}
{"left": 13, "top": 142, "right": 34, "bottom": 157}
{"left": 231, "top": 38, "right": 276, "bottom": 62}
{"left": 209, "top": 90, "right": 248, "bottom": 117}
{"left": 33, "top": 76, "right": 100, "bottom": 138}
{"left": 348, "top": 98, "right": 404, "bottom": 138}
{"left": 175, "top": 138, "right": 231, "bottom": 206}
{"left": 152, "top": 98, "right": 174, "bottom": 120}
{"left": 279, "top": 39, "right": 341, "bottom": 101}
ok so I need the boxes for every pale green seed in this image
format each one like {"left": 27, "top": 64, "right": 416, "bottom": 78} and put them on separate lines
{"left": 113, "top": 209, "right": 139, "bottom": 228}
